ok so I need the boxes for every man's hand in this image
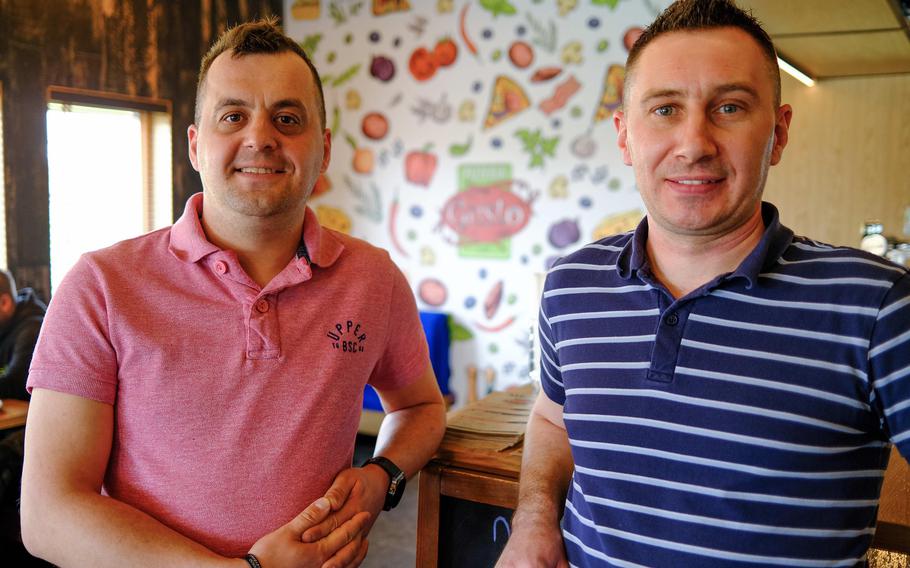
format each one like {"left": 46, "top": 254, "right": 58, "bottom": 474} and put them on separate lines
{"left": 300, "top": 466, "right": 388, "bottom": 551}
{"left": 248, "top": 497, "right": 371, "bottom": 568}
{"left": 495, "top": 392, "right": 573, "bottom": 568}
{"left": 495, "top": 512, "right": 568, "bottom": 568}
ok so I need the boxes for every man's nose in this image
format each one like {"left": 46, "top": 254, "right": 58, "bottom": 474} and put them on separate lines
{"left": 675, "top": 113, "right": 718, "bottom": 163}
{"left": 244, "top": 115, "right": 278, "bottom": 151}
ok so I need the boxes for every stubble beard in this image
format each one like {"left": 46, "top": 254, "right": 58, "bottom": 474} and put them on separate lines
{"left": 223, "top": 187, "right": 298, "bottom": 218}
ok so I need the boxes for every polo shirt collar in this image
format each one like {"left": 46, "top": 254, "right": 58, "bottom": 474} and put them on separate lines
{"left": 616, "top": 216, "right": 649, "bottom": 280}
{"left": 168, "top": 193, "right": 218, "bottom": 263}
{"left": 615, "top": 201, "right": 794, "bottom": 288}
{"left": 168, "top": 193, "right": 345, "bottom": 268}
{"left": 298, "top": 205, "right": 344, "bottom": 268}
{"left": 732, "top": 202, "right": 794, "bottom": 287}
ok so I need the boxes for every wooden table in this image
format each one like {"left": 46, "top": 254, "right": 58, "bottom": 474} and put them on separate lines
{"left": 416, "top": 390, "right": 910, "bottom": 566}
{"left": 874, "top": 452, "right": 910, "bottom": 556}
{"left": 416, "top": 390, "right": 529, "bottom": 568}
{"left": 0, "top": 399, "right": 28, "bottom": 430}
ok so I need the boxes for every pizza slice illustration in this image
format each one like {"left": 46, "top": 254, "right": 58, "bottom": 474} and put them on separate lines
{"left": 484, "top": 75, "right": 531, "bottom": 130}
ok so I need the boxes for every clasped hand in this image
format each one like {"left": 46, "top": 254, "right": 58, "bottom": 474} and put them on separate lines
{"left": 248, "top": 465, "right": 388, "bottom": 568}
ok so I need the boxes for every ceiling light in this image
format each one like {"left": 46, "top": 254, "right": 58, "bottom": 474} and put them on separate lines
{"left": 778, "top": 56, "right": 816, "bottom": 87}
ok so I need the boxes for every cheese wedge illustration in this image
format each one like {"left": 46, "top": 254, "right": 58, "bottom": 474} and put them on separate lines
{"left": 594, "top": 64, "right": 625, "bottom": 122}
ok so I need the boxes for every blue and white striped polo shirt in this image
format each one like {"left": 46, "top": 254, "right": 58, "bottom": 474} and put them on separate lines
{"left": 539, "top": 202, "right": 910, "bottom": 568}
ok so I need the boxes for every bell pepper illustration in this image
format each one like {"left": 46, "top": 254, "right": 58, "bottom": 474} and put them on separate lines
{"left": 405, "top": 144, "right": 438, "bottom": 187}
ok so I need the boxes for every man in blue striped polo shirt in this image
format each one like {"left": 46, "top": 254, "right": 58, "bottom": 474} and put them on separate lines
{"left": 496, "top": 1, "right": 910, "bottom": 567}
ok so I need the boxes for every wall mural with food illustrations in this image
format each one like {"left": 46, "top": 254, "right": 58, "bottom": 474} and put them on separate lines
{"left": 285, "top": 0, "right": 671, "bottom": 406}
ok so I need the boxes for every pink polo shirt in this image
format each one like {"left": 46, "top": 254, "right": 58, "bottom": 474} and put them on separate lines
{"left": 28, "top": 193, "right": 429, "bottom": 556}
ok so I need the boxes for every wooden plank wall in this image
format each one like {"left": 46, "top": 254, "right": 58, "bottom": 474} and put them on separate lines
{"left": 0, "top": 0, "right": 281, "bottom": 301}
{"left": 765, "top": 72, "right": 910, "bottom": 247}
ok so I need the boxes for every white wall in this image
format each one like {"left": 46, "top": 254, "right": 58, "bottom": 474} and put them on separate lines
{"left": 285, "top": 0, "right": 671, "bottom": 406}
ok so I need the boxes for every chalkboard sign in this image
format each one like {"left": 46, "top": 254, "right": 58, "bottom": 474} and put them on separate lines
{"left": 438, "top": 495, "right": 514, "bottom": 568}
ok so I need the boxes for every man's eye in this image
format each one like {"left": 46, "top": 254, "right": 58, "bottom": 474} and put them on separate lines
{"left": 718, "top": 104, "right": 740, "bottom": 114}
{"left": 276, "top": 115, "right": 300, "bottom": 125}
{"left": 654, "top": 106, "right": 674, "bottom": 117}
{"left": 223, "top": 113, "right": 243, "bottom": 123}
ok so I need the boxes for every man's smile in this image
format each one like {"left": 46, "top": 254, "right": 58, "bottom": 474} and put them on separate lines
{"left": 235, "top": 167, "right": 286, "bottom": 174}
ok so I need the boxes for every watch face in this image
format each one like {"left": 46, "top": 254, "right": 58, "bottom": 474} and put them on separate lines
{"left": 860, "top": 234, "right": 888, "bottom": 256}
{"left": 386, "top": 471, "right": 406, "bottom": 509}
{"left": 365, "top": 456, "right": 407, "bottom": 510}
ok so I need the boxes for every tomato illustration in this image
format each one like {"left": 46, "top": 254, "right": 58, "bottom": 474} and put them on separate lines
{"left": 409, "top": 47, "right": 438, "bottom": 81}
{"left": 434, "top": 38, "right": 458, "bottom": 67}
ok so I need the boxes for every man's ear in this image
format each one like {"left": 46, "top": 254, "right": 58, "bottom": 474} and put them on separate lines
{"left": 320, "top": 128, "right": 332, "bottom": 174}
{"left": 769, "top": 104, "right": 792, "bottom": 166}
{"left": 188, "top": 124, "right": 200, "bottom": 172}
{"left": 613, "top": 110, "right": 633, "bottom": 166}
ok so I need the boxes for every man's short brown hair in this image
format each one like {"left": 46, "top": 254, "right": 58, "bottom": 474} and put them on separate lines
{"left": 626, "top": 0, "right": 781, "bottom": 107}
{"left": 195, "top": 16, "right": 326, "bottom": 128}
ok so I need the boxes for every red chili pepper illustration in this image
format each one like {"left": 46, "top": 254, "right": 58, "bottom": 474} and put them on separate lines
{"left": 473, "top": 315, "right": 517, "bottom": 333}
{"left": 460, "top": 4, "right": 478, "bottom": 58}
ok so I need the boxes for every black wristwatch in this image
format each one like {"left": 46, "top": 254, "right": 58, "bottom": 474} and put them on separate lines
{"left": 362, "top": 456, "right": 406, "bottom": 511}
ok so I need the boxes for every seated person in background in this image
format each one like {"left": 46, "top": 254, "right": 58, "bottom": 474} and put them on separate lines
{"left": 21, "top": 17, "right": 445, "bottom": 568}
{"left": 497, "top": 1, "right": 910, "bottom": 567}
{"left": 0, "top": 271, "right": 46, "bottom": 565}
{"left": 0, "top": 269, "right": 46, "bottom": 401}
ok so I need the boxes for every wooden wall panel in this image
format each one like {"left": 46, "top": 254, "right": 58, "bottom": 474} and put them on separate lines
{"left": 0, "top": 0, "right": 281, "bottom": 301}
{"left": 764, "top": 72, "right": 910, "bottom": 247}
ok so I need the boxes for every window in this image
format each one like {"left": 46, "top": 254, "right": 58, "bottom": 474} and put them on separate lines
{"left": 46, "top": 88, "right": 171, "bottom": 293}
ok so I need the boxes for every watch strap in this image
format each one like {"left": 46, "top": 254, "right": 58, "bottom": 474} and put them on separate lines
{"left": 361, "top": 456, "right": 406, "bottom": 510}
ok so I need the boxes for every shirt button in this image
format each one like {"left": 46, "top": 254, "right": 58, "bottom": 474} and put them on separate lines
{"left": 666, "top": 313, "right": 679, "bottom": 326}
{"left": 255, "top": 299, "right": 269, "bottom": 313}
{"left": 214, "top": 261, "right": 228, "bottom": 274}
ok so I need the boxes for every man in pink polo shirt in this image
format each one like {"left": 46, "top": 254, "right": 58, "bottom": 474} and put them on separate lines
{"left": 20, "top": 17, "right": 446, "bottom": 568}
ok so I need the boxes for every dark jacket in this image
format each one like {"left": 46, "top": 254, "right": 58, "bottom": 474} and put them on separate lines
{"left": 0, "top": 288, "right": 46, "bottom": 400}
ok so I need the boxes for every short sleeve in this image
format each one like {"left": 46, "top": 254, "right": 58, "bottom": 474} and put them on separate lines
{"left": 27, "top": 255, "right": 119, "bottom": 404}
{"left": 367, "top": 259, "right": 430, "bottom": 392}
{"left": 869, "top": 271, "right": 910, "bottom": 457}
{"left": 539, "top": 276, "right": 565, "bottom": 406}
